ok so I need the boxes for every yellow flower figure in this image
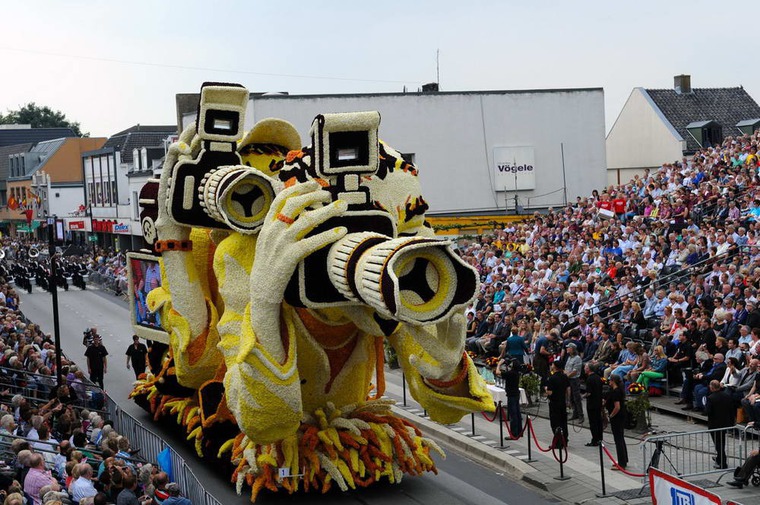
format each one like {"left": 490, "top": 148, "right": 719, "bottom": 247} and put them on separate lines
{"left": 132, "top": 83, "right": 493, "bottom": 501}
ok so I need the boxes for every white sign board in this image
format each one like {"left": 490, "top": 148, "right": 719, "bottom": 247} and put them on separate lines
{"left": 649, "top": 468, "right": 721, "bottom": 505}
{"left": 493, "top": 146, "right": 536, "bottom": 191}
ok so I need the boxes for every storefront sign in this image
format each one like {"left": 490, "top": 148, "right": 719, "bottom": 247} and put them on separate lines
{"left": 649, "top": 468, "right": 721, "bottom": 505}
{"left": 68, "top": 220, "right": 86, "bottom": 230}
{"left": 493, "top": 146, "right": 536, "bottom": 191}
{"left": 113, "top": 222, "right": 131, "bottom": 234}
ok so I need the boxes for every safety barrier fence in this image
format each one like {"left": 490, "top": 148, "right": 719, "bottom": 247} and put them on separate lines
{"left": 641, "top": 425, "right": 759, "bottom": 481}
{"left": 105, "top": 395, "right": 223, "bottom": 505}
{"left": 400, "top": 376, "right": 759, "bottom": 497}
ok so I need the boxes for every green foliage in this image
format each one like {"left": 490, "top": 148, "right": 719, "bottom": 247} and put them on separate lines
{"left": 0, "top": 102, "right": 86, "bottom": 137}
{"left": 626, "top": 392, "right": 651, "bottom": 424}
{"left": 431, "top": 220, "right": 509, "bottom": 232}
{"left": 384, "top": 339, "right": 399, "bottom": 368}
{"left": 519, "top": 372, "right": 541, "bottom": 398}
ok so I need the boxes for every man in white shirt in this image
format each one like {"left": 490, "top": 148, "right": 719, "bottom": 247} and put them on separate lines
{"left": 70, "top": 463, "right": 98, "bottom": 503}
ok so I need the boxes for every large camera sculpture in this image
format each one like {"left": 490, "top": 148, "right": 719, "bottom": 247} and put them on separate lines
{"left": 130, "top": 83, "right": 493, "bottom": 500}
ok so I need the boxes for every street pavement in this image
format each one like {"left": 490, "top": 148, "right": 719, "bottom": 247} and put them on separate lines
{"left": 18, "top": 284, "right": 558, "bottom": 505}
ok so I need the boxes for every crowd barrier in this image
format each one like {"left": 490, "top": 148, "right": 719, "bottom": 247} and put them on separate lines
{"left": 641, "top": 425, "right": 759, "bottom": 481}
{"left": 105, "top": 395, "right": 222, "bottom": 505}
{"left": 0, "top": 361, "right": 220, "bottom": 505}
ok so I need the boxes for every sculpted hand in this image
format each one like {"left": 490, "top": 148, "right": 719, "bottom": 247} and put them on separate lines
{"left": 245, "top": 180, "right": 347, "bottom": 362}
{"left": 154, "top": 125, "right": 196, "bottom": 242}
{"left": 404, "top": 313, "right": 467, "bottom": 381}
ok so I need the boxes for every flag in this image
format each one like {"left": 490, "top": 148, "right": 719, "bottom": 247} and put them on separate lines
{"left": 7, "top": 196, "right": 17, "bottom": 210}
{"left": 23, "top": 209, "right": 33, "bottom": 225}
{"left": 156, "top": 447, "right": 174, "bottom": 481}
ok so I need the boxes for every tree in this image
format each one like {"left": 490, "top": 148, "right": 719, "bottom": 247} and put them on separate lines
{"left": 0, "top": 102, "right": 86, "bottom": 136}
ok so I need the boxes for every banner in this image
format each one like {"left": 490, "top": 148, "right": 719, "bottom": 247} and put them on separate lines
{"left": 649, "top": 468, "right": 721, "bottom": 505}
{"left": 493, "top": 146, "right": 536, "bottom": 191}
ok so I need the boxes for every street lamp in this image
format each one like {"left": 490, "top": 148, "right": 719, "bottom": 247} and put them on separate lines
{"left": 47, "top": 215, "right": 63, "bottom": 387}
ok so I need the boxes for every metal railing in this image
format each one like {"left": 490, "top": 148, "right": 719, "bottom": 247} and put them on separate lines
{"left": 641, "top": 425, "right": 758, "bottom": 480}
{"left": 105, "top": 395, "right": 222, "bottom": 505}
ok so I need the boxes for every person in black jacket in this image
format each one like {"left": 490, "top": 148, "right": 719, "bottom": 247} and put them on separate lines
{"left": 705, "top": 380, "right": 735, "bottom": 469}
{"left": 497, "top": 359, "right": 522, "bottom": 438}
{"left": 746, "top": 300, "right": 760, "bottom": 329}
{"left": 545, "top": 358, "right": 570, "bottom": 448}
{"left": 583, "top": 363, "right": 604, "bottom": 446}
{"left": 606, "top": 375, "right": 628, "bottom": 470}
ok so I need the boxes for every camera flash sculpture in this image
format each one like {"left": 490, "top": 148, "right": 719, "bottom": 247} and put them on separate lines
{"left": 129, "top": 82, "right": 493, "bottom": 501}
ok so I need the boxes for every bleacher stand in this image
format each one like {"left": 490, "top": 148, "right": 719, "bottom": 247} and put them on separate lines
{"left": 465, "top": 130, "right": 760, "bottom": 428}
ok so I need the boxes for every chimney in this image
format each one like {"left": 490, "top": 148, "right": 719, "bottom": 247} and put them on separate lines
{"left": 421, "top": 82, "right": 439, "bottom": 93}
{"left": 674, "top": 74, "right": 692, "bottom": 95}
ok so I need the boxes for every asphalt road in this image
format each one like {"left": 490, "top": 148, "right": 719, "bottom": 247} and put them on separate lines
{"left": 18, "top": 284, "right": 557, "bottom": 505}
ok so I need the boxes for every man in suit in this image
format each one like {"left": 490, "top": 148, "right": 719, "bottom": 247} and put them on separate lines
{"left": 584, "top": 363, "right": 604, "bottom": 446}
{"left": 705, "top": 380, "right": 736, "bottom": 469}
{"left": 483, "top": 314, "right": 509, "bottom": 356}
{"left": 687, "top": 353, "right": 727, "bottom": 411}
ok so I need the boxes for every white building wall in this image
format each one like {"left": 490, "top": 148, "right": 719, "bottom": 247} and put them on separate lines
{"left": 249, "top": 90, "right": 607, "bottom": 214}
{"left": 606, "top": 88, "right": 685, "bottom": 178}
{"left": 48, "top": 186, "right": 83, "bottom": 217}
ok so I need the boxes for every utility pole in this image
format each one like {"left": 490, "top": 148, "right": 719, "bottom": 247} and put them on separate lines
{"left": 436, "top": 49, "right": 440, "bottom": 86}
{"left": 561, "top": 143, "right": 568, "bottom": 207}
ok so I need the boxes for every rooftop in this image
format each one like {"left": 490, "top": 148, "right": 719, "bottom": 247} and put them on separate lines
{"left": 0, "top": 127, "right": 76, "bottom": 148}
{"left": 644, "top": 86, "right": 760, "bottom": 152}
{"left": 103, "top": 125, "right": 176, "bottom": 164}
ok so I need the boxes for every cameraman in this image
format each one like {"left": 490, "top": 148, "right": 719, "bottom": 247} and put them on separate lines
{"left": 497, "top": 358, "right": 522, "bottom": 437}
{"left": 82, "top": 327, "right": 100, "bottom": 348}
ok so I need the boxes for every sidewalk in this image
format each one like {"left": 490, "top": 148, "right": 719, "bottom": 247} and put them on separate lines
{"left": 383, "top": 370, "right": 758, "bottom": 504}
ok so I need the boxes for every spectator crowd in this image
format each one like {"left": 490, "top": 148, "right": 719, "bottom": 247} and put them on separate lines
{"left": 0, "top": 247, "right": 190, "bottom": 505}
{"left": 462, "top": 130, "right": 760, "bottom": 435}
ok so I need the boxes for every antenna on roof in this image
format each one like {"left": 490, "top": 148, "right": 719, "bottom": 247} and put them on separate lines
{"left": 436, "top": 49, "right": 440, "bottom": 89}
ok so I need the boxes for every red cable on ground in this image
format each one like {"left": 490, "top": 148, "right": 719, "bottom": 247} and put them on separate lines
{"left": 601, "top": 443, "right": 647, "bottom": 478}
{"left": 527, "top": 418, "right": 552, "bottom": 453}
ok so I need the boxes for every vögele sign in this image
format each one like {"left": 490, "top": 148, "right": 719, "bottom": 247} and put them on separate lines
{"left": 493, "top": 146, "right": 535, "bottom": 191}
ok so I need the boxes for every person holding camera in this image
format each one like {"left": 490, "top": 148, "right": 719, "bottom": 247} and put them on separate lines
{"left": 85, "top": 337, "right": 108, "bottom": 390}
{"left": 497, "top": 358, "right": 522, "bottom": 437}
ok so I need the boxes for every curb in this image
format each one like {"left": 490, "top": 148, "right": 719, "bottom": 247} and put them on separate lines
{"left": 391, "top": 406, "right": 553, "bottom": 490}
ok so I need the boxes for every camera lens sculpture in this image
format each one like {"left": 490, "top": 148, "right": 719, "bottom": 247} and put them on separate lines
{"left": 129, "top": 83, "right": 494, "bottom": 501}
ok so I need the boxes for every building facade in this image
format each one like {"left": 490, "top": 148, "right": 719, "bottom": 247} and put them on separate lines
{"left": 1, "top": 137, "right": 106, "bottom": 237}
{"left": 607, "top": 75, "right": 760, "bottom": 185}
{"left": 81, "top": 125, "right": 175, "bottom": 251}
{"left": 178, "top": 87, "right": 607, "bottom": 216}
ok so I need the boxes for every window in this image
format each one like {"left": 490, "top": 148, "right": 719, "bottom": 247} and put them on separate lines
{"left": 111, "top": 182, "right": 118, "bottom": 205}
{"left": 132, "top": 191, "right": 140, "bottom": 220}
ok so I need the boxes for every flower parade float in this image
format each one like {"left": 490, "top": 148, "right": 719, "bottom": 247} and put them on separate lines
{"left": 127, "top": 83, "right": 494, "bottom": 501}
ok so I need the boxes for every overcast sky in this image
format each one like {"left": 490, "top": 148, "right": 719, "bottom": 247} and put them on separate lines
{"left": 1, "top": 0, "right": 758, "bottom": 138}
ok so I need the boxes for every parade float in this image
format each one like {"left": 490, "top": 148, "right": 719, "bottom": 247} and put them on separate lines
{"left": 128, "top": 82, "right": 493, "bottom": 501}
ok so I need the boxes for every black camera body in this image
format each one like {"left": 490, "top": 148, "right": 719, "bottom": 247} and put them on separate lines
{"left": 284, "top": 112, "right": 386, "bottom": 308}
{"left": 166, "top": 83, "right": 276, "bottom": 235}
{"left": 168, "top": 83, "right": 248, "bottom": 230}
